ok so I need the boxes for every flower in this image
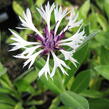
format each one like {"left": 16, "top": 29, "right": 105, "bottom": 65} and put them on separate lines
{"left": 9, "top": 2, "right": 89, "bottom": 78}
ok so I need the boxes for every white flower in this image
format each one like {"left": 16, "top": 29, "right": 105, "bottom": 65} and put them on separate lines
{"left": 9, "top": 2, "right": 91, "bottom": 78}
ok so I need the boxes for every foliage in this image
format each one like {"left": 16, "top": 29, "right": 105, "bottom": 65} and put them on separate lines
{"left": 1, "top": 0, "right": 109, "bottom": 109}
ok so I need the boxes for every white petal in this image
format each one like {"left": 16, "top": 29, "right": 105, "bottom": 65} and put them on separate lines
{"left": 50, "top": 64, "right": 57, "bottom": 78}
{"left": 37, "top": 2, "right": 55, "bottom": 32}
{"left": 60, "top": 49, "right": 78, "bottom": 67}
{"left": 54, "top": 5, "right": 69, "bottom": 35}
{"left": 14, "top": 54, "right": 27, "bottom": 59}
{"left": 26, "top": 8, "right": 32, "bottom": 22}
{"left": 9, "top": 29, "right": 40, "bottom": 51}
{"left": 59, "top": 65, "right": 68, "bottom": 75}
{"left": 50, "top": 52, "right": 70, "bottom": 77}
{"left": 69, "top": 57, "right": 78, "bottom": 67}
{"left": 16, "top": 27, "right": 27, "bottom": 29}
{"left": 9, "top": 46, "right": 22, "bottom": 51}
{"left": 22, "top": 45, "right": 41, "bottom": 56}
{"left": 67, "top": 13, "right": 82, "bottom": 29}
{"left": 59, "top": 11, "right": 82, "bottom": 35}
{"left": 60, "top": 49, "right": 72, "bottom": 60}
{"left": 19, "top": 9, "right": 43, "bottom": 38}
{"left": 38, "top": 54, "right": 50, "bottom": 78}
{"left": 23, "top": 50, "right": 43, "bottom": 68}
{"left": 59, "top": 29, "right": 86, "bottom": 50}
{"left": 60, "top": 27, "right": 85, "bottom": 43}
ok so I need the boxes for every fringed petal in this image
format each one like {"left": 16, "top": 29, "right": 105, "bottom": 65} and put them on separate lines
{"left": 38, "top": 54, "right": 50, "bottom": 79}
{"left": 19, "top": 8, "right": 43, "bottom": 38}
{"left": 37, "top": 2, "right": 55, "bottom": 32}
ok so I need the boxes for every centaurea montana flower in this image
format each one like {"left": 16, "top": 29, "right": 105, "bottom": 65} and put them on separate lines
{"left": 9, "top": 2, "right": 90, "bottom": 78}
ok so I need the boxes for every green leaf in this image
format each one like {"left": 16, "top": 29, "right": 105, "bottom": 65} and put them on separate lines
{"left": 71, "top": 70, "right": 91, "bottom": 93}
{"left": 15, "top": 69, "right": 38, "bottom": 93}
{"left": 0, "top": 94, "right": 16, "bottom": 105}
{"left": 64, "top": 45, "right": 89, "bottom": 85}
{"left": 96, "top": 13, "right": 108, "bottom": 31}
{"left": 79, "top": 0, "right": 90, "bottom": 18}
{"left": 88, "top": 13, "right": 99, "bottom": 32}
{"left": 27, "top": 99, "right": 44, "bottom": 105}
{"left": 12, "top": 1, "right": 24, "bottom": 16}
{"left": 104, "top": 0, "right": 109, "bottom": 19}
{"left": 80, "top": 89, "right": 103, "bottom": 98}
{"left": 95, "top": 31, "right": 109, "bottom": 49}
{"left": 60, "top": 91, "right": 89, "bottom": 109}
{"left": 55, "top": 0, "right": 63, "bottom": 5}
{"left": 96, "top": 0, "right": 104, "bottom": 10}
{"left": 17, "top": 69, "right": 38, "bottom": 84}
{"left": 57, "top": 106, "right": 72, "bottom": 109}
{"left": 95, "top": 65, "right": 109, "bottom": 80}
{"left": 49, "top": 97, "right": 60, "bottom": 109}
{"left": 100, "top": 47, "right": 109, "bottom": 64}
{"left": 0, "top": 74, "right": 13, "bottom": 90}
{"left": 15, "top": 79, "right": 35, "bottom": 93}
{"left": 96, "top": 0, "right": 109, "bottom": 20}
{"left": 14, "top": 102, "right": 23, "bottom": 109}
{"left": 0, "top": 87, "right": 12, "bottom": 93}
{"left": 40, "top": 72, "right": 65, "bottom": 94}
{"left": 0, "top": 103, "right": 13, "bottom": 109}
{"left": 0, "top": 63, "right": 7, "bottom": 77}
{"left": 36, "top": 0, "right": 45, "bottom": 6}
{"left": 89, "top": 98, "right": 109, "bottom": 109}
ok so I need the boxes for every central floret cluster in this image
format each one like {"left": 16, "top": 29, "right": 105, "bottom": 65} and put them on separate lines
{"left": 9, "top": 2, "right": 88, "bottom": 78}
{"left": 34, "top": 27, "right": 63, "bottom": 55}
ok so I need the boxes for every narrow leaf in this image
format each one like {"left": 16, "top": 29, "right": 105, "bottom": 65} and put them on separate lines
{"left": 60, "top": 91, "right": 89, "bottom": 109}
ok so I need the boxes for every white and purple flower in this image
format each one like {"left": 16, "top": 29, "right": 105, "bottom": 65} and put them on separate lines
{"left": 9, "top": 2, "right": 89, "bottom": 78}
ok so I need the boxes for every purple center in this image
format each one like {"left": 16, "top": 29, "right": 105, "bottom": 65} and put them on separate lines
{"left": 29, "top": 26, "right": 64, "bottom": 55}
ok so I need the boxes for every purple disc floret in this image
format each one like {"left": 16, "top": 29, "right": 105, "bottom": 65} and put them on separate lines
{"left": 30, "top": 26, "right": 65, "bottom": 55}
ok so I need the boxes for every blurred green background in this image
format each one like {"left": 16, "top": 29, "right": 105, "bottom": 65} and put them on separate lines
{"left": 0, "top": 0, "right": 109, "bottom": 109}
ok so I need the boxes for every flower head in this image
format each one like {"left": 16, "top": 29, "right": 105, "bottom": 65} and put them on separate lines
{"left": 9, "top": 2, "right": 90, "bottom": 78}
